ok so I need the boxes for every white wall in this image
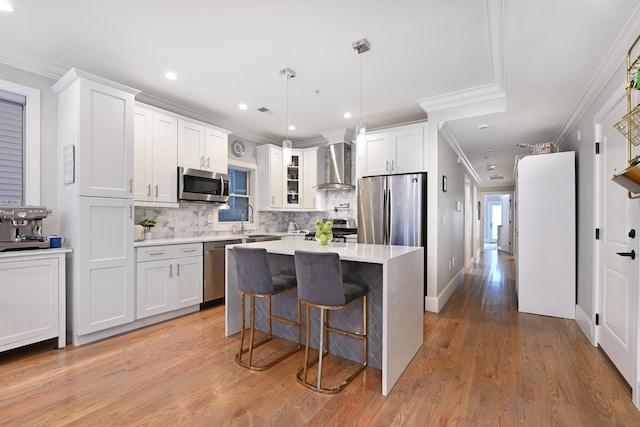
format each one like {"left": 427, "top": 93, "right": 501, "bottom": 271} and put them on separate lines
{"left": 562, "top": 59, "right": 626, "bottom": 329}
{"left": 436, "top": 133, "right": 466, "bottom": 295}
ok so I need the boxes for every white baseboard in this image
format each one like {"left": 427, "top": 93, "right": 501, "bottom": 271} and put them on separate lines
{"left": 425, "top": 268, "right": 464, "bottom": 313}
{"left": 575, "top": 304, "right": 596, "bottom": 346}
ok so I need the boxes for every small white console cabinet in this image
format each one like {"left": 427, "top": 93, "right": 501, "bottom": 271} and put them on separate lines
{"left": 0, "top": 249, "right": 70, "bottom": 352}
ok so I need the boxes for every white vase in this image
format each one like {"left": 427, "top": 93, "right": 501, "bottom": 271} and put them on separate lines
{"left": 145, "top": 231, "right": 153, "bottom": 240}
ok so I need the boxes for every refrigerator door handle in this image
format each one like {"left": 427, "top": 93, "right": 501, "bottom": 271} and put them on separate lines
{"left": 382, "top": 188, "right": 388, "bottom": 244}
{"left": 385, "top": 188, "right": 392, "bottom": 244}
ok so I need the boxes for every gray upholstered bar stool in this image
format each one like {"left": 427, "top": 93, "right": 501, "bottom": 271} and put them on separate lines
{"left": 233, "top": 246, "right": 301, "bottom": 371}
{"left": 293, "top": 250, "right": 368, "bottom": 393}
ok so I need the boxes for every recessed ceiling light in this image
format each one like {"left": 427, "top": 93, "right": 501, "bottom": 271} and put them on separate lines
{"left": 478, "top": 124, "right": 490, "bottom": 130}
{"left": 288, "top": 125, "right": 295, "bottom": 131}
{"left": 238, "top": 103, "right": 248, "bottom": 110}
{"left": 165, "top": 71, "right": 177, "bottom": 80}
{"left": 0, "top": 1, "right": 14, "bottom": 12}
{"left": 344, "top": 112, "right": 352, "bottom": 119}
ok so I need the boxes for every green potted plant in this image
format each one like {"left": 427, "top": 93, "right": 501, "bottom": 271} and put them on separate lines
{"left": 139, "top": 218, "right": 156, "bottom": 239}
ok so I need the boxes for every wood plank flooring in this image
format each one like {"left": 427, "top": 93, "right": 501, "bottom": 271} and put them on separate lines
{"left": 2, "top": 247, "right": 640, "bottom": 426}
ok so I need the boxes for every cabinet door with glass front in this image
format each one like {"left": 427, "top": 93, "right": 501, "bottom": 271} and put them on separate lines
{"left": 284, "top": 150, "right": 301, "bottom": 208}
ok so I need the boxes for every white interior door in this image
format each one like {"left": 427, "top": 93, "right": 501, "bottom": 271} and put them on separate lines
{"left": 598, "top": 94, "right": 637, "bottom": 386}
{"left": 498, "top": 194, "right": 511, "bottom": 253}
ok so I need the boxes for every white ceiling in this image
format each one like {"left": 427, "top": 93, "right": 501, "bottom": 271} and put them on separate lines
{"left": 0, "top": 0, "right": 638, "bottom": 187}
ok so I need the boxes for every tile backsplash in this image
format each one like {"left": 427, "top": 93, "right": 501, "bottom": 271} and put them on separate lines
{"left": 135, "top": 188, "right": 357, "bottom": 239}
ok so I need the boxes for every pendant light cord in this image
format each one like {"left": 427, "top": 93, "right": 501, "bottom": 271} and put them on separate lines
{"left": 359, "top": 52, "right": 363, "bottom": 129}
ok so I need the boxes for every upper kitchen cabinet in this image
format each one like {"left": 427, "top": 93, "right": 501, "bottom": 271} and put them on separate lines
{"left": 134, "top": 104, "right": 178, "bottom": 206}
{"left": 257, "top": 144, "right": 325, "bottom": 211}
{"left": 256, "top": 144, "right": 284, "bottom": 209}
{"left": 362, "top": 123, "right": 426, "bottom": 176}
{"left": 302, "top": 147, "right": 326, "bottom": 210}
{"left": 284, "top": 150, "right": 302, "bottom": 208}
{"left": 177, "top": 119, "right": 230, "bottom": 174}
{"left": 52, "top": 69, "right": 138, "bottom": 199}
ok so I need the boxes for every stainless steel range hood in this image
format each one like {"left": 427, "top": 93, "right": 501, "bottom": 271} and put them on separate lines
{"left": 316, "top": 142, "right": 354, "bottom": 190}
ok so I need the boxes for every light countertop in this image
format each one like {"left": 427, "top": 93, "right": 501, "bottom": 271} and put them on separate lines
{"left": 229, "top": 239, "right": 422, "bottom": 264}
{"left": 133, "top": 231, "right": 307, "bottom": 247}
{"left": 0, "top": 247, "right": 72, "bottom": 258}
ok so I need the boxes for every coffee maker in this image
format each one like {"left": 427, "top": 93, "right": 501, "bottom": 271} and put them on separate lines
{"left": 0, "top": 206, "right": 51, "bottom": 251}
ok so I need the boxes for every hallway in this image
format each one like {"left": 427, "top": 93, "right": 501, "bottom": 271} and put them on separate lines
{"left": 1, "top": 247, "right": 640, "bottom": 425}
{"left": 416, "top": 246, "right": 640, "bottom": 425}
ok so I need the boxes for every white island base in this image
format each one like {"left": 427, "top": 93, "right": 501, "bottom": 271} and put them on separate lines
{"left": 225, "top": 240, "right": 424, "bottom": 396}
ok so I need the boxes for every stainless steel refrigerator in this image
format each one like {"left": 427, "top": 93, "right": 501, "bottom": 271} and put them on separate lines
{"left": 358, "top": 172, "right": 427, "bottom": 247}
{"left": 358, "top": 172, "right": 428, "bottom": 302}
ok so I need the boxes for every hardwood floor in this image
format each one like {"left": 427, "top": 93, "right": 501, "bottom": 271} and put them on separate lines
{"left": 2, "top": 247, "right": 640, "bottom": 426}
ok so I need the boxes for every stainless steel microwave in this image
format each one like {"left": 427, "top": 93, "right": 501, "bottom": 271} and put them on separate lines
{"left": 177, "top": 167, "right": 230, "bottom": 204}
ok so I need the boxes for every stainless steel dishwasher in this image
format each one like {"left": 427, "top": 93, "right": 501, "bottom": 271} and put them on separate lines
{"left": 203, "top": 239, "right": 242, "bottom": 306}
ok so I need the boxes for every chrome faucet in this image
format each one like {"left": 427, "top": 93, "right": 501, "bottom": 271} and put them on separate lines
{"left": 240, "top": 204, "right": 254, "bottom": 234}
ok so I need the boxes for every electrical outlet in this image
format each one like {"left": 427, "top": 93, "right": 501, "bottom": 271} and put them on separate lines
{"left": 207, "top": 214, "right": 213, "bottom": 224}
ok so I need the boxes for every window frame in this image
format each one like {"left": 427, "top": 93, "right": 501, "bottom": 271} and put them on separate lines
{"left": 213, "top": 158, "right": 257, "bottom": 232}
{"left": 0, "top": 79, "right": 40, "bottom": 205}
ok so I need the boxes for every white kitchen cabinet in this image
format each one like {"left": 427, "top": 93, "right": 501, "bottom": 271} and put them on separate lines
{"left": 136, "top": 243, "right": 203, "bottom": 319}
{"left": 257, "top": 144, "right": 325, "bottom": 211}
{"left": 302, "top": 147, "right": 326, "bottom": 209}
{"left": 205, "top": 127, "right": 229, "bottom": 174}
{"left": 516, "top": 151, "right": 575, "bottom": 319}
{"left": 53, "top": 69, "right": 136, "bottom": 199}
{"left": 178, "top": 119, "right": 229, "bottom": 174}
{"left": 257, "top": 144, "right": 284, "bottom": 209}
{"left": 53, "top": 69, "right": 138, "bottom": 346}
{"left": 0, "top": 250, "right": 68, "bottom": 352}
{"left": 77, "top": 197, "right": 135, "bottom": 335}
{"left": 284, "top": 151, "right": 302, "bottom": 208}
{"left": 363, "top": 124, "right": 425, "bottom": 176}
{"left": 134, "top": 105, "right": 178, "bottom": 205}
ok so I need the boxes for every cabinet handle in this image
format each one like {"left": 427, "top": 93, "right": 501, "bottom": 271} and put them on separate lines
{"left": 272, "top": 196, "right": 274, "bottom": 204}
{"left": 147, "top": 184, "right": 151, "bottom": 197}
{"left": 169, "top": 264, "right": 173, "bottom": 277}
{"left": 148, "top": 252, "right": 165, "bottom": 256}
{"left": 176, "top": 263, "right": 180, "bottom": 276}
{"left": 206, "top": 157, "right": 210, "bottom": 168}
{"left": 386, "top": 160, "right": 390, "bottom": 171}
{"left": 183, "top": 249, "right": 197, "bottom": 253}
{"left": 129, "top": 179, "right": 133, "bottom": 193}
{"left": 155, "top": 185, "right": 159, "bottom": 197}
{"left": 391, "top": 160, "right": 395, "bottom": 171}
{"left": 129, "top": 205, "right": 133, "bottom": 219}
{"left": 200, "top": 156, "right": 205, "bottom": 168}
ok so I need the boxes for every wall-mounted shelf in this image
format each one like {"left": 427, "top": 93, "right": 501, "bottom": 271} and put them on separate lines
{"left": 612, "top": 35, "right": 640, "bottom": 198}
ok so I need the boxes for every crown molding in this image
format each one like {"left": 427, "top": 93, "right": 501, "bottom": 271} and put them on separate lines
{"left": 439, "top": 123, "right": 481, "bottom": 184}
{"left": 417, "top": 0, "right": 505, "bottom": 120}
{"left": 0, "top": 47, "right": 68, "bottom": 80}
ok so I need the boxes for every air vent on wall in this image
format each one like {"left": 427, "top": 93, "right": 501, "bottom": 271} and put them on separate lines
{"left": 489, "top": 175, "right": 504, "bottom": 180}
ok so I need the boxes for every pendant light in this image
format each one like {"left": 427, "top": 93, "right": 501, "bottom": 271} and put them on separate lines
{"left": 279, "top": 67, "right": 296, "bottom": 165}
{"left": 352, "top": 38, "right": 370, "bottom": 154}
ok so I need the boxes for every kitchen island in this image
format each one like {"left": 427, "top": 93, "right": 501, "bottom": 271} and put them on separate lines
{"left": 225, "top": 240, "right": 424, "bottom": 396}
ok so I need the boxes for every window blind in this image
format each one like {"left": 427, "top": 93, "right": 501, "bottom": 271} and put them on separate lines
{"left": 0, "top": 91, "right": 25, "bottom": 205}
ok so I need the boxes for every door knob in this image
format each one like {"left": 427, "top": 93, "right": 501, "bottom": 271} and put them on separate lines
{"left": 616, "top": 250, "right": 636, "bottom": 260}
{"left": 629, "top": 229, "right": 636, "bottom": 238}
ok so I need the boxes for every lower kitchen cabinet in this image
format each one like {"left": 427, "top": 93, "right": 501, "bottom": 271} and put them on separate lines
{"left": 0, "top": 250, "right": 68, "bottom": 352}
{"left": 136, "top": 243, "right": 203, "bottom": 319}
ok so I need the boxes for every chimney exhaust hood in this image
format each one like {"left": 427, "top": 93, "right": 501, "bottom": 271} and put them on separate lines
{"left": 316, "top": 129, "right": 355, "bottom": 191}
